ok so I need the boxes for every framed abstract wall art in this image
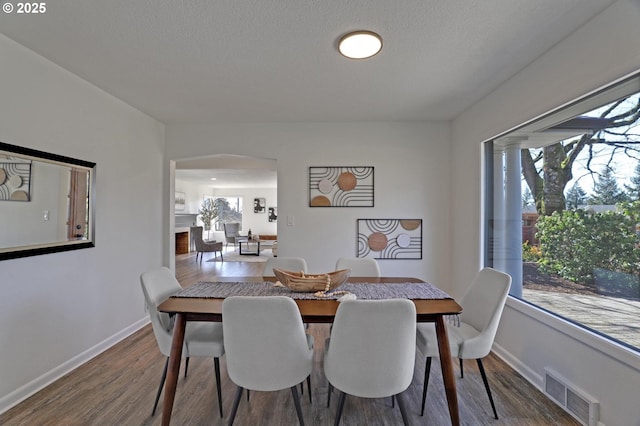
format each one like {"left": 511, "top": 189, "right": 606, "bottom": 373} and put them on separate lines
{"left": 0, "top": 155, "right": 32, "bottom": 201}
{"left": 174, "top": 191, "right": 186, "bottom": 211}
{"left": 356, "top": 219, "right": 422, "bottom": 259}
{"left": 254, "top": 197, "right": 266, "bottom": 213}
{"left": 268, "top": 206, "right": 277, "bottom": 222}
{"left": 309, "top": 166, "right": 374, "bottom": 207}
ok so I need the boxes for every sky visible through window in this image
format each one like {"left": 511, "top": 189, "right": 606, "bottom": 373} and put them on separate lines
{"left": 522, "top": 93, "right": 640, "bottom": 201}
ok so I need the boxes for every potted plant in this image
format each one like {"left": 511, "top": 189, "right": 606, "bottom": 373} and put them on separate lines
{"left": 198, "top": 198, "right": 218, "bottom": 240}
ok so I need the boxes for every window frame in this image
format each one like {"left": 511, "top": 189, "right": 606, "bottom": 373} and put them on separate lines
{"left": 482, "top": 70, "right": 640, "bottom": 356}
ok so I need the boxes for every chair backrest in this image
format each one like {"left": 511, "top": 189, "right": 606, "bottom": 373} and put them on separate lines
{"left": 335, "top": 257, "right": 380, "bottom": 277}
{"left": 263, "top": 257, "right": 308, "bottom": 277}
{"left": 140, "top": 267, "right": 182, "bottom": 355}
{"left": 458, "top": 267, "right": 511, "bottom": 358}
{"left": 222, "top": 296, "right": 313, "bottom": 391}
{"left": 224, "top": 222, "right": 240, "bottom": 237}
{"left": 324, "top": 299, "right": 416, "bottom": 398}
{"left": 191, "top": 226, "right": 206, "bottom": 248}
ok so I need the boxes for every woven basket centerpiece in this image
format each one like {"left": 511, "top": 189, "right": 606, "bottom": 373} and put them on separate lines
{"left": 272, "top": 268, "right": 351, "bottom": 293}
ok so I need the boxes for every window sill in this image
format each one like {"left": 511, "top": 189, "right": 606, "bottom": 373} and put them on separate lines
{"left": 505, "top": 296, "right": 640, "bottom": 371}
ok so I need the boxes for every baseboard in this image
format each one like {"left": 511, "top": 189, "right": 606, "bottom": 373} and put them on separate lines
{"left": 492, "top": 342, "right": 544, "bottom": 390}
{"left": 0, "top": 317, "right": 149, "bottom": 415}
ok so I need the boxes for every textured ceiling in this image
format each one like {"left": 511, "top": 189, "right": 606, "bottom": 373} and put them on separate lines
{"left": 0, "top": 1, "right": 616, "bottom": 187}
{"left": 176, "top": 155, "right": 277, "bottom": 189}
{"left": 1, "top": 0, "right": 616, "bottom": 125}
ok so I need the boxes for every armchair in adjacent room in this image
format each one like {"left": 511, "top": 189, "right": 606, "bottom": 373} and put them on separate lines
{"left": 192, "top": 226, "right": 223, "bottom": 262}
{"left": 223, "top": 222, "right": 246, "bottom": 250}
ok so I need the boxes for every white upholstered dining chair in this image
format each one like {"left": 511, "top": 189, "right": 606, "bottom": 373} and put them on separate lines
{"left": 335, "top": 257, "right": 380, "bottom": 277}
{"left": 263, "top": 257, "right": 308, "bottom": 277}
{"left": 416, "top": 267, "right": 511, "bottom": 418}
{"left": 324, "top": 299, "right": 416, "bottom": 425}
{"left": 222, "top": 296, "right": 314, "bottom": 426}
{"left": 140, "top": 267, "right": 225, "bottom": 418}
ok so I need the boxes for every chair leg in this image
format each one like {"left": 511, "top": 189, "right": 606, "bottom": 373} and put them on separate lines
{"left": 327, "top": 383, "right": 332, "bottom": 407}
{"left": 334, "top": 391, "right": 347, "bottom": 426}
{"left": 213, "top": 357, "right": 223, "bottom": 418}
{"left": 460, "top": 358, "right": 464, "bottom": 378}
{"left": 151, "top": 357, "right": 169, "bottom": 416}
{"left": 476, "top": 358, "right": 498, "bottom": 419}
{"left": 228, "top": 386, "right": 244, "bottom": 426}
{"left": 391, "top": 395, "right": 395, "bottom": 408}
{"left": 290, "top": 385, "right": 305, "bottom": 426}
{"left": 184, "top": 357, "right": 189, "bottom": 378}
{"left": 396, "top": 392, "right": 410, "bottom": 425}
{"left": 307, "top": 375, "right": 312, "bottom": 404}
{"left": 420, "top": 356, "right": 432, "bottom": 416}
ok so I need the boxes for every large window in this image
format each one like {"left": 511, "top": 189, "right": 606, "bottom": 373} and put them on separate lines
{"left": 202, "top": 195, "right": 243, "bottom": 231}
{"left": 485, "top": 73, "right": 640, "bottom": 352}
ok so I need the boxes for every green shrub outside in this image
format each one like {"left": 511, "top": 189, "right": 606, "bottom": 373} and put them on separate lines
{"left": 522, "top": 241, "right": 542, "bottom": 262}
{"left": 535, "top": 202, "right": 640, "bottom": 288}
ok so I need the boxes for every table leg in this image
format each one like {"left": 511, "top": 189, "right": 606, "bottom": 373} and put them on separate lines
{"left": 435, "top": 316, "right": 460, "bottom": 426}
{"left": 161, "top": 313, "right": 185, "bottom": 426}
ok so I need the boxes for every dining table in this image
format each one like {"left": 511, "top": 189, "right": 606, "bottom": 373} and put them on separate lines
{"left": 157, "top": 276, "right": 463, "bottom": 426}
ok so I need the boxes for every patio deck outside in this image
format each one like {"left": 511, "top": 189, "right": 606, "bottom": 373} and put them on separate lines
{"left": 521, "top": 263, "right": 640, "bottom": 350}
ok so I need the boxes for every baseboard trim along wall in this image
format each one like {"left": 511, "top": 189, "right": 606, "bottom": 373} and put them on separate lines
{"left": 0, "top": 317, "right": 150, "bottom": 415}
{"left": 492, "top": 343, "right": 543, "bottom": 389}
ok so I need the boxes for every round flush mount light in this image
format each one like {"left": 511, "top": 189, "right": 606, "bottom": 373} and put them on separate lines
{"left": 338, "top": 30, "right": 383, "bottom": 59}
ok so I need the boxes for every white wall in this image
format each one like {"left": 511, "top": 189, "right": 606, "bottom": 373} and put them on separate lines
{"left": 166, "top": 122, "right": 452, "bottom": 281}
{"left": 0, "top": 35, "right": 165, "bottom": 412}
{"left": 451, "top": 1, "right": 640, "bottom": 425}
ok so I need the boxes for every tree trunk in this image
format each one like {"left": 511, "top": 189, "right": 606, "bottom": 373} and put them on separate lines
{"left": 522, "top": 144, "right": 574, "bottom": 217}
{"left": 521, "top": 149, "right": 543, "bottom": 212}
{"left": 541, "top": 144, "right": 572, "bottom": 216}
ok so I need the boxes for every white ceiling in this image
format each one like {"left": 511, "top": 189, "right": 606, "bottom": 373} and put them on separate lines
{"left": 0, "top": 0, "right": 616, "bottom": 186}
{"left": 176, "top": 155, "right": 277, "bottom": 189}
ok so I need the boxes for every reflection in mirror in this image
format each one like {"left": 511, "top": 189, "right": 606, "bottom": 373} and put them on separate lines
{"left": 0, "top": 141, "right": 96, "bottom": 260}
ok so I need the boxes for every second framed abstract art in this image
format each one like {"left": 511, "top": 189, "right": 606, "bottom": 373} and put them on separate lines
{"left": 356, "top": 219, "right": 422, "bottom": 259}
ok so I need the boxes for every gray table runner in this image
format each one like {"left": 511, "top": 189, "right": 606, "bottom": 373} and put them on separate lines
{"left": 172, "top": 281, "right": 452, "bottom": 300}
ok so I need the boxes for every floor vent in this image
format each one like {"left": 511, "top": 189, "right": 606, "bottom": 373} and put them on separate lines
{"left": 544, "top": 368, "right": 599, "bottom": 426}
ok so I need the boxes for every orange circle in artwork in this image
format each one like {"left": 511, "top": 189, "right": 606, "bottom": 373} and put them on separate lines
{"left": 310, "top": 195, "right": 331, "bottom": 206}
{"left": 337, "top": 172, "right": 357, "bottom": 191}
{"left": 400, "top": 219, "right": 421, "bottom": 231}
{"left": 0, "top": 169, "right": 6, "bottom": 185}
{"left": 10, "top": 190, "right": 29, "bottom": 201}
{"left": 368, "top": 232, "right": 388, "bottom": 251}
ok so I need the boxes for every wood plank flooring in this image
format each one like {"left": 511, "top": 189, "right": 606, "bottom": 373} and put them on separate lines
{"left": 0, "top": 251, "right": 580, "bottom": 425}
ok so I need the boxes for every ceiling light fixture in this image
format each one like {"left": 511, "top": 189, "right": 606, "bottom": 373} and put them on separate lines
{"left": 338, "top": 30, "right": 382, "bottom": 59}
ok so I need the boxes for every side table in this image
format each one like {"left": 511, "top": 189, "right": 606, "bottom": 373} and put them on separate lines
{"left": 239, "top": 239, "right": 261, "bottom": 255}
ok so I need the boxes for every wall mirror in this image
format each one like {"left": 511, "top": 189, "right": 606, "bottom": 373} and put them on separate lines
{"left": 0, "top": 141, "right": 96, "bottom": 260}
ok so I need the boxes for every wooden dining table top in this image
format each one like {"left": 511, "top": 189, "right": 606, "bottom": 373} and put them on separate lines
{"left": 158, "top": 276, "right": 462, "bottom": 322}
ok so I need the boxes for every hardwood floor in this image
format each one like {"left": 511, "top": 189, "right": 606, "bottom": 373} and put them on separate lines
{"left": 0, "top": 251, "right": 580, "bottom": 425}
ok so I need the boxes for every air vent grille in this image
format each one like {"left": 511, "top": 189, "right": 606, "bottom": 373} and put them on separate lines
{"left": 543, "top": 368, "right": 599, "bottom": 426}
{"left": 545, "top": 373, "right": 566, "bottom": 405}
